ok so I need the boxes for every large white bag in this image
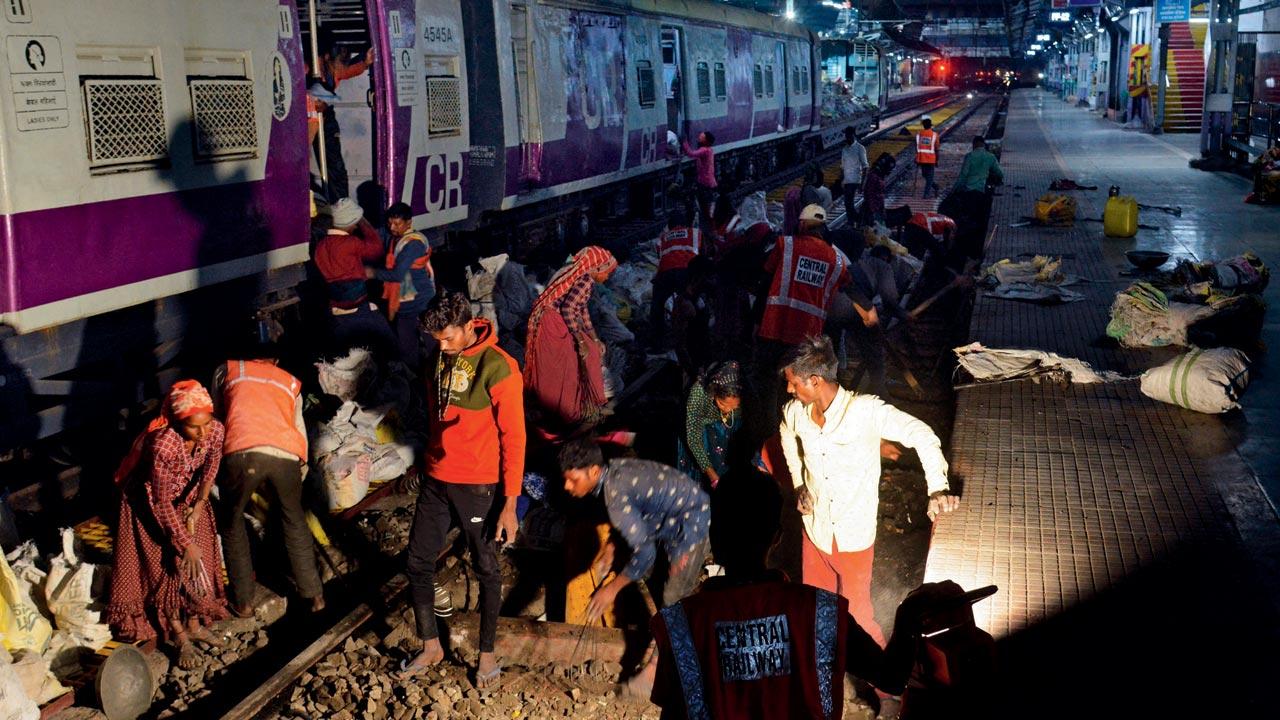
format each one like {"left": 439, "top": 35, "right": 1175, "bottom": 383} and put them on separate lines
{"left": 0, "top": 646, "right": 39, "bottom": 720}
{"left": 43, "top": 529, "right": 112, "bottom": 653}
{"left": 1140, "top": 348, "right": 1250, "bottom": 414}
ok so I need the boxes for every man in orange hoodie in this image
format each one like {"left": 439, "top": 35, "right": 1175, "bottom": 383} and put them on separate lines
{"left": 401, "top": 292, "right": 524, "bottom": 689}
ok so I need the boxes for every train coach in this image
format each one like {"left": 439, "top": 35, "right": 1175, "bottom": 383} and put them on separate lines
{"left": 0, "top": 0, "right": 883, "bottom": 445}
{"left": 335, "top": 0, "right": 884, "bottom": 238}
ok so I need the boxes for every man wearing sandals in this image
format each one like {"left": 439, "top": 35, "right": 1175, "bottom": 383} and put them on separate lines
{"left": 401, "top": 292, "right": 525, "bottom": 688}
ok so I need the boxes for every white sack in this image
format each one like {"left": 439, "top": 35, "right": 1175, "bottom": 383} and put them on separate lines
{"left": 316, "top": 349, "right": 374, "bottom": 401}
{"left": 43, "top": 529, "right": 111, "bottom": 653}
{"left": 0, "top": 648, "right": 39, "bottom": 720}
{"left": 1140, "top": 348, "right": 1250, "bottom": 414}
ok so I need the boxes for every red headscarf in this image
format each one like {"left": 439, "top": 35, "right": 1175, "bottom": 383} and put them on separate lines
{"left": 113, "top": 380, "right": 215, "bottom": 486}
{"left": 524, "top": 245, "right": 617, "bottom": 383}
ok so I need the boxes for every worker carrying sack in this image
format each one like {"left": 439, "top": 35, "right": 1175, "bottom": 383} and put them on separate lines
{"left": 1139, "top": 347, "right": 1250, "bottom": 414}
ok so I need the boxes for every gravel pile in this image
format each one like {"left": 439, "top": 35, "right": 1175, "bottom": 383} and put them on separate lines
{"left": 269, "top": 633, "right": 657, "bottom": 720}
{"left": 154, "top": 629, "right": 269, "bottom": 718}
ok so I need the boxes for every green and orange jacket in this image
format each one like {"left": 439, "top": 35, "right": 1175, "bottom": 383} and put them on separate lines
{"left": 423, "top": 319, "right": 525, "bottom": 496}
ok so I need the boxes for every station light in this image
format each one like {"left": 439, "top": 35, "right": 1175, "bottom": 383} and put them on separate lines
{"left": 1030, "top": 44, "right": 1043, "bottom": 50}
{"left": 1036, "top": 34, "right": 1051, "bottom": 42}
{"left": 1038, "top": 72, "right": 1046, "bottom": 79}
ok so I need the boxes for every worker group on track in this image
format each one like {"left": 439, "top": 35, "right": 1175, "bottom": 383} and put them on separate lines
{"left": 100, "top": 121, "right": 1007, "bottom": 719}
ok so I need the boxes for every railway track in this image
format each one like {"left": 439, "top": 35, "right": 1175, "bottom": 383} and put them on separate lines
{"left": 215, "top": 92, "right": 1008, "bottom": 720}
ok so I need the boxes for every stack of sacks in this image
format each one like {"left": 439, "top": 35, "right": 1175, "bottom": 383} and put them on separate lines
{"left": 313, "top": 350, "right": 418, "bottom": 511}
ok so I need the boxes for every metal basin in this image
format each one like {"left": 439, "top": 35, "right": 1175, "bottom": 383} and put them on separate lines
{"left": 1125, "top": 250, "right": 1170, "bottom": 271}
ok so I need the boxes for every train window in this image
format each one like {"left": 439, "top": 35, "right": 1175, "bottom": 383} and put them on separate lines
{"left": 188, "top": 79, "right": 258, "bottom": 161}
{"left": 713, "top": 62, "right": 726, "bottom": 101}
{"left": 764, "top": 65, "right": 774, "bottom": 97}
{"left": 637, "top": 60, "right": 656, "bottom": 108}
{"left": 82, "top": 79, "right": 169, "bottom": 172}
{"left": 695, "top": 61, "right": 710, "bottom": 104}
{"left": 753, "top": 65, "right": 763, "bottom": 98}
{"left": 800, "top": 66, "right": 809, "bottom": 94}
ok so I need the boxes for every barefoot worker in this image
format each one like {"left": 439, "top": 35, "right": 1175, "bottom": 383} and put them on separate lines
{"left": 106, "top": 381, "right": 229, "bottom": 669}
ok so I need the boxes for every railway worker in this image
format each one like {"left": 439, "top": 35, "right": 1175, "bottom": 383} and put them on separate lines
{"left": 683, "top": 131, "right": 718, "bottom": 229}
{"left": 650, "top": 467, "right": 952, "bottom": 719}
{"left": 915, "top": 117, "right": 939, "bottom": 200}
{"left": 313, "top": 198, "right": 396, "bottom": 359}
{"left": 651, "top": 203, "right": 703, "bottom": 347}
{"left": 371, "top": 202, "right": 436, "bottom": 367}
{"left": 312, "top": 31, "right": 374, "bottom": 200}
{"left": 841, "top": 127, "right": 869, "bottom": 217}
{"left": 778, "top": 336, "right": 957, "bottom": 649}
{"left": 559, "top": 438, "right": 710, "bottom": 621}
{"left": 107, "top": 381, "right": 228, "bottom": 669}
{"left": 885, "top": 206, "right": 956, "bottom": 260}
{"left": 947, "top": 136, "right": 1004, "bottom": 259}
{"left": 754, "top": 204, "right": 851, "bottom": 423}
{"left": 213, "top": 343, "right": 325, "bottom": 619}
{"left": 524, "top": 246, "right": 618, "bottom": 432}
{"left": 401, "top": 292, "right": 525, "bottom": 688}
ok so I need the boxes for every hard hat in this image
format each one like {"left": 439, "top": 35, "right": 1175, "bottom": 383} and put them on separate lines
{"left": 799, "top": 204, "right": 827, "bottom": 223}
{"left": 921, "top": 114, "right": 932, "bottom": 122}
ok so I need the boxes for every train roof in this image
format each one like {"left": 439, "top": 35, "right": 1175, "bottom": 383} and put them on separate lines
{"left": 541, "top": 0, "right": 812, "bottom": 40}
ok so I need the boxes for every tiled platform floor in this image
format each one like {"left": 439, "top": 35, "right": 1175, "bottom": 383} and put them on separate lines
{"left": 924, "top": 90, "right": 1280, "bottom": 716}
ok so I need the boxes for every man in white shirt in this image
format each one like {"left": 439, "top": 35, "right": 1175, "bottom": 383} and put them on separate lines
{"left": 840, "top": 127, "right": 869, "bottom": 220}
{"left": 778, "top": 335, "right": 958, "bottom": 645}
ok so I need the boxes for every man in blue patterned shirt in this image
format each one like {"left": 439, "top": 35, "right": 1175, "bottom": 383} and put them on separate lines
{"left": 560, "top": 438, "right": 711, "bottom": 622}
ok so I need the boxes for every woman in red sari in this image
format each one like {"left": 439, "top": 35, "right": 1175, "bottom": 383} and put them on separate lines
{"left": 524, "top": 246, "right": 618, "bottom": 431}
{"left": 107, "top": 380, "right": 228, "bottom": 667}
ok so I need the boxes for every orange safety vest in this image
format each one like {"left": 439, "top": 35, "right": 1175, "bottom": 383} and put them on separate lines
{"left": 909, "top": 211, "right": 956, "bottom": 239}
{"left": 658, "top": 226, "right": 702, "bottom": 273}
{"left": 915, "top": 129, "right": 938, "bottom": 165}
{"left": 221, "top": 360, "right": 307, "bottom": 460}
{"left": 759, "top": 235, "right": 847, "bottom": 345}
{"left": 381, "top": 231, "right": 433, "bottom": 320}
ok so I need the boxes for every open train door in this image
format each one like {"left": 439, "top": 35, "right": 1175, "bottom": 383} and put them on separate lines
{"left": 298, "top": 0, "right": 378, "bottom": 207}
{"left": 661, "top": 26, "right": 686, "bottom": 149}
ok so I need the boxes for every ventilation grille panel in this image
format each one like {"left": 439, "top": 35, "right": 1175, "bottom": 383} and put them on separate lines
{"left": 190, "top": 79, "right": 258, "bottom": 159}
{"left": 83, "top": 79, "right": 168, "bottom": 168}
{"left": 427, "top": 77, "right": 462, "bottom": 137}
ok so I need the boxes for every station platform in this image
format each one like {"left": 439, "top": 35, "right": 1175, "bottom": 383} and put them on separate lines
{"left": 923, "top": 89, "right": 1280, "bottom": 715}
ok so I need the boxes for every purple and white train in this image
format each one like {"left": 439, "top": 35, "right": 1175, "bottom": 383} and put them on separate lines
{"left": 0, "top": 0, "right": 886, "bottom": 444}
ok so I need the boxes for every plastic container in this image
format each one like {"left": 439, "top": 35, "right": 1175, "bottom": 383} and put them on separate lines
{"left": 1104, "top": 195, "right": 1139, "bottom": 237}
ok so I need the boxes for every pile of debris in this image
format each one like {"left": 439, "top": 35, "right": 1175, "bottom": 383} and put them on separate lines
{"left": 270, "top": 634, "right": 657, "bottom": 720}
{"left": 356, "top": 504, "right": 416, "bottom": 556}
{"left": 153, "top": 629, "right": 270, "bottom": 718}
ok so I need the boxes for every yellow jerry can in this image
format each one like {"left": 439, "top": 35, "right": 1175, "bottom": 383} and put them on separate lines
{"left": 1104, "top": 195, "right": 1139, "bottom": 238}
